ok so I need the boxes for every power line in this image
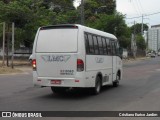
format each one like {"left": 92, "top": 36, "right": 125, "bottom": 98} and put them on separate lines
{"left": 134, "top": 0, "right": 142, "bottom": 15}
{"left": 126, "top": 11, "right": 160, "bottom": 19}
{"left": 146, "top": 11, "right": 160, "bottom": 16}
{"left": 130, "top": 0, "right": 141, "bottom": 16}
{"left": 137, "top": 0, "right": 145, "bottom": 14}
{"left": 126, "top": 15, "right": 142, "bottom": 19}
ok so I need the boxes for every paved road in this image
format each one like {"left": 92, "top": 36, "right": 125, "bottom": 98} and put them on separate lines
{"left": 0, "top": 57, "right": 160, "bottom": 119}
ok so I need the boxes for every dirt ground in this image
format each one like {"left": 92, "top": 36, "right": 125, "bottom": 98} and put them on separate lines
{"left": 0, "top": 59, "right": 31, "bottom": 74}
{"left": 0, "top": 66, "right": 23, "bottom": 74}
{"left": 122, "top": 56, "right": 150, "bottom": 63}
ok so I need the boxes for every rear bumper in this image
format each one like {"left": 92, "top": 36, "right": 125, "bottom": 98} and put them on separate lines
{"left": 33, "top": 72, "right": 88, "bottom": 88}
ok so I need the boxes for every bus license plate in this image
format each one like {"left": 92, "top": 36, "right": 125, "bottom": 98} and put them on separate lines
{"left": 50, "top": 80, "right": 61, "bottom": 85}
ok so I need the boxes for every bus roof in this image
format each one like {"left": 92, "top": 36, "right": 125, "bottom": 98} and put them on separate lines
{"left": 40, "top": 24, "right": 117, "bottom": 40}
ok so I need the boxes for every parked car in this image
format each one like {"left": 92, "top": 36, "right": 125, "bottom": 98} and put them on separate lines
{"left": 146, "top": 53, "right": 151, "bottom": 57}
{"left": 150, "top": 52, "right": 156, "bottom": 58}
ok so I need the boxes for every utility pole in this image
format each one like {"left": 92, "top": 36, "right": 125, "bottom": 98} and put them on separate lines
{"left": 131, "top": 21, "right": 137, "bottom": 59}
{"left": 80, "top": 0, "right": 84, "bottom": 25}
{"left": 141, "top": 14, "right": 144, "bottom": 35}
{"left": 11, "top": 22, "right": 15, "bottom": 69}
{"left": 2, "top": 22, "right": 5, "bottom": 66}
{"left": 6, "top": 34, "right": 9, "bottom": 67}
{"left": 6, "top": 23, "right": 10, "bottom": 67}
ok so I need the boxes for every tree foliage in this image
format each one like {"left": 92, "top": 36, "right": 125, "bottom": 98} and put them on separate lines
{"left": 78, "top": 0, "right": 131, "bottom": 48}
{"left": 0, "top": 0, "right": 134, "bottom": 50}
{"left": 95, "top": 0, "right": 116, "bottom": 14}
{"left": 130, "top": 23, "right": 148, "bottom": 51}
{"left": 136, "top": 34, "right": 146, "bottom": 50}
{"left": 0, "top": 0, "right": 64, "bottom": 48}
{"left": 86, "top": 13, "right": 127, "bottom": 37}
{"left": 131, "top": 23, "right": 148, "bottom": 34}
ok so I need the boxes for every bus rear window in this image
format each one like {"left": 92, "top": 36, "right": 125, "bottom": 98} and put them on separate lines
{"left": 36, "top": 29, "right": 78, "bottom": 53}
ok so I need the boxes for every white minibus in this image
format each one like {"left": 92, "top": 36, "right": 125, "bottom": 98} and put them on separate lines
{"left": 32, "top": 24, "right": 123, "bottom": 94}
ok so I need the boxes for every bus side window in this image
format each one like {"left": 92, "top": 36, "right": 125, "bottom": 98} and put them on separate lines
{"left": 111, "top": 41, "right": 117, "bottom": 56}
{"left": 93, "top": 35, "right": 99, "bottom": 55}
{"left": 88, "top": 34, "right": 94, "bottom": 54}
{"left": 102, "top": 37, "right": 108, "bottom": 55}
{"left": 106, "top": 38, "right": 111, "bottom": 55}
{"left": 84, "top": 33, "right": 90, "bottom": 54}
{"left": 97, "top": 36, "right": 104, "bottom": 55}
{"left": 115, "top": 42, "right": 119, "bottom": 55}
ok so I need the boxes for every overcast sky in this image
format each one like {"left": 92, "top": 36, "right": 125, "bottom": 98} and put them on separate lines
{"left": 116, "top": 0, "right": 160, "bottom": 27}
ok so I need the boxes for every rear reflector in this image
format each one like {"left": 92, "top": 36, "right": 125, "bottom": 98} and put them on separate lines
{"left": 77, "top": 59, "right": 84, "bottom": 72}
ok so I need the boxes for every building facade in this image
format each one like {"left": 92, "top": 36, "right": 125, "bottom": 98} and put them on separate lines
{"left": 148, "top": 25, "right": 160, "bottom": 52}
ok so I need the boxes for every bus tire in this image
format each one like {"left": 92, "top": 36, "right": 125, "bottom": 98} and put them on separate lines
{"left": 113, "top": 74, "right": 120, "bottom": 87}
{"left": 92, "top": 76, "right": 101, "bottom": 95}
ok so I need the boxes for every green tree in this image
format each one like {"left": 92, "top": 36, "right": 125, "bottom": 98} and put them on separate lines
{"left": 79, "top": 0, "right": 131, "bottom": 48}
{"left": 86, "top": 13, "right": 126, "bottom": 36}
{"left": 131, "top": 23, "right": 148, "bottom": 34}
{"left": 0, "top": 0, "right": 11, "bottom": 4}
{"left": 136, "top": 34, "right": 146, "bottom": 50}
{"left": 0, "top": 0, "right": 76, "bottom": 48}
{"left": 130, "top": 23, "right": 147, "bottom": 54}
{"left": 42, "top": 0, "right": 75, "bottom": 12}
{"left": 0, "top": 0, "right": 55, "bottom": 48}
{"left": 95, "top": 0, "right": 116, "bottom": 14}
{"left": 0, "top": 0, "right": 132, "bottom": 50}
{"left": 77, "top": 0, "right": 116, "bottom": 23}
{"left": 118, "top": 36, "right": 131, "bottom": 49}
{"left": 85, "top": 13, "right": 131, "bottom": 49}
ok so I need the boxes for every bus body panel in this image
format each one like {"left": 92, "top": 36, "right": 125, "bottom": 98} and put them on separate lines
{"left": 36, "top": 53, "right": 77, "bottom": 78}
{"left": 86, "top": 55, "right": 113, "bottom": 85}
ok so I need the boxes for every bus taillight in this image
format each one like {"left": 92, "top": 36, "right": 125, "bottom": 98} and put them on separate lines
{"left": 77, "top": 59, "right": 84, "bottom": 72}
{"left": 32, "top": 59, "right": 37, "bottom": 71}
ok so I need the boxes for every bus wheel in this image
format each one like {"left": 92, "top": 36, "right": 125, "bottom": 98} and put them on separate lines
{"left": 51, "top": 87, "right": 67, "bottom": 94}
{"left": 92, "top": 76, "right": 101, "bottom": 95}
{"left": 113, "top": 74, "right": 120, "bottom": 87}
